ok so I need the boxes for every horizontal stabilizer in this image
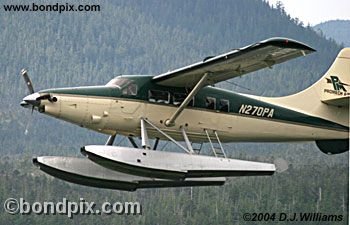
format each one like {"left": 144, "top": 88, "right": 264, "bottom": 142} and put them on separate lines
{"left": 322, "top": 96, "right": 349, "bottom": 107}
{"left": 33, "top": 156, "right": 225, "bottom": 191}
{"left": 81, "top": 145, "right": 276, "bottom": 179}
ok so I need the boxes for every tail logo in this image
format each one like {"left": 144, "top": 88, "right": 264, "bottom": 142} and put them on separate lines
{"left": 324, "top": 76, "right": 350, "bottom": 96}
{"left": 326, "top": 76, "right": 348, "bottom": 91}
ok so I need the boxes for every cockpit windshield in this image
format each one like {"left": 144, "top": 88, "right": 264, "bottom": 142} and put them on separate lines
{"left": 106, "top": 76, "right": 138, "bottom": 96}
{"left": 105, "top": 77, "right": 131, "bottom": 88}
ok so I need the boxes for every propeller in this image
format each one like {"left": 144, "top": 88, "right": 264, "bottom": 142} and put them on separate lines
{"left": 20, "top": 69, "right": 54, "bottom": 134}
{"left": 20, "top": 69, "right": 36, "bottom": 134}
{"left": 20, "top": 69, "right": 53, "bottom": 109}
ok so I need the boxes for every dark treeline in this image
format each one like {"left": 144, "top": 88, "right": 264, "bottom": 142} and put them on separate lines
{"left": 0, "top": 155, "right": 347, "bottom": 225}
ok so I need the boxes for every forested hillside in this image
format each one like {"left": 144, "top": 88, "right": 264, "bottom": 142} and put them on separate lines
{"left": 0, "top": 0, "right": 348, "bottom": 224}
{"left": 314, "top": 20, "right": 350, "bottom": 46}
{"left": 0, "top": 0, "right": 343, "bottom": 155}
{"left": 0, "top": 156, "right": 347, "bottom": 225}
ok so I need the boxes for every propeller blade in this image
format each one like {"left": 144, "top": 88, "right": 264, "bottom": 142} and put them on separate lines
{"left": 24, "top": 112, "right": 33, "bottom": 135}
{"left": 21, "top": 69, "right": 35, "bottom": 94}
{"left": 20, "top": 69, "right": 37, "bottom": 135}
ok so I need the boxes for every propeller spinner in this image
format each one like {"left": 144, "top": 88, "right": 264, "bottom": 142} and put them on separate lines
{"left": 20, "top": 69, "right": 53, "bottom": 110}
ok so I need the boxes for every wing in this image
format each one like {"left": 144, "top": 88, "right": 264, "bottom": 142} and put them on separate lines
{"left": 153, "top": 37, "right": 315, "bottom": 88}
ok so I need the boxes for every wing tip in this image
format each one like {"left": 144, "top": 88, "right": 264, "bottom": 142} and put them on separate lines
{"left": 261, "top": 37, "right": 316, "bottom": 52}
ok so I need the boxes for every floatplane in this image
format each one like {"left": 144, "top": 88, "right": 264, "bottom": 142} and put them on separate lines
{"left": 20, "top": 38, "right": 349, "bottom": 191}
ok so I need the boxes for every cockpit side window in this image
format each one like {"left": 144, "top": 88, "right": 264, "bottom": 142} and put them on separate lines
{"left": 122, "top": 83, "right": 138, "bottom": 96}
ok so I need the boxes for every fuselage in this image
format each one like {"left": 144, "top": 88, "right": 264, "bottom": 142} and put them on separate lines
{"left": 27, "top": 75, "right": 348, "bottom": 143}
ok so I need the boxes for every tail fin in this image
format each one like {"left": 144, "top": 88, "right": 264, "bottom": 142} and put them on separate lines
{"left": 269, "top": 48, "right": 349, "bottom": 120}
{"left": 261, "top": 48, "right": 349, "bottom": 154}
{"left": 319, "top": 48, "right": 350, "bottom": 106}
{"left": 315, "top": 49, "right": 350, "bottom": 154}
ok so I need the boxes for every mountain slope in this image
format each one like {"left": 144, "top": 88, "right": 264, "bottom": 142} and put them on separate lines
{"left": 314, "top": 20, "right": 350, "bottom": 46}
{"left": 0, "top": 0, "right": 343, "bottom": 156}
{"left": 0, "top": 1, "right": 348, "bottom": 224}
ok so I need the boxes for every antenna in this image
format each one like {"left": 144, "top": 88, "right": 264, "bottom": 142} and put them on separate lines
{"left": 224, "top": 80, "right": 252, "bottom": 91}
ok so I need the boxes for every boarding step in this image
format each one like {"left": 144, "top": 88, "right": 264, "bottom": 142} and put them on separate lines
{"left": 204, "top": 129, "right": 227, "bottom": 158}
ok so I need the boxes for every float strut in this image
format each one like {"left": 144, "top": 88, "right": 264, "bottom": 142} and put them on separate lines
{"left": 128, "top": 136, "right": 139, "bottom": 148}
{"left": 105, "top": 134, "right": 116, "bottom": 146}
{"left": 141, "top": 118, "right": 151, "bottom": 149}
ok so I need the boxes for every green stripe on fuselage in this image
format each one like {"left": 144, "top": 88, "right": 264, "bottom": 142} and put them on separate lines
{"left": 40, "top": 75, "right": 349, "bottom": 132}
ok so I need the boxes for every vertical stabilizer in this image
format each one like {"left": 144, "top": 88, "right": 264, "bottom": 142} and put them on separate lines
{"left": 320, "top": 48, "right": 350, "bottom": 106}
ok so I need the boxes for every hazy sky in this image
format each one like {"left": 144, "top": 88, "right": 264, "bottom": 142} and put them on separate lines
{"left": 266, "top": 0, "right": 350, "bottom": 25}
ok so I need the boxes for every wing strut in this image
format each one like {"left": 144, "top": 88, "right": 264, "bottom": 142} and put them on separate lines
{"left": 165, "top": 72, "right": 210, "bottom": 127}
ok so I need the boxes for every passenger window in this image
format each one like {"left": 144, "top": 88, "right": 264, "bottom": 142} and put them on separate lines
{"left": 219, "top": 99, "right": 229, "bottom": 112}
{"left": 173, "top": 93, "right": 194, "bottom": 106}
{"left": 122, "top": 83, "right": 138, "bottom": 96}
{"left": 205, "top": 97, "right": 216, "bottom": 110}
{"left": 149, "top": 90, "right": 170, "bottom": 104}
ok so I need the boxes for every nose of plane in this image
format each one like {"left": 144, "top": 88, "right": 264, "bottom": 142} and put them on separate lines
{"left": 21, "top": 92, "right": 41, "bottom": 107}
